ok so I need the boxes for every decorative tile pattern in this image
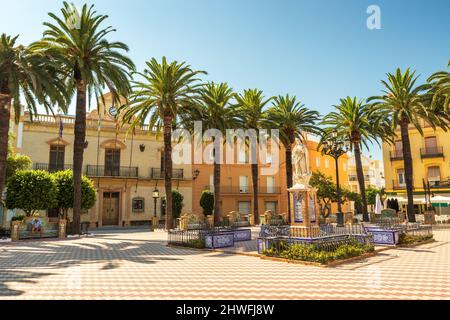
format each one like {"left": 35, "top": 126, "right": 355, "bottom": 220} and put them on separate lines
{"left": 0, "top": 229, "right": 449, "bottom": 300}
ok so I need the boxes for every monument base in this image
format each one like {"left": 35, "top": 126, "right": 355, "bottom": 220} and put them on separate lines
{"left": 290, "top": 225, "right": 321, "bottom": 238}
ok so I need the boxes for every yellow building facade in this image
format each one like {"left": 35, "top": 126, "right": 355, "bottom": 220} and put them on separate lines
{"left": 4, "top": 95, "right": 193, "bottom": 228}
{"left": 382, "top": 121, "right": 450, "bottom": 214}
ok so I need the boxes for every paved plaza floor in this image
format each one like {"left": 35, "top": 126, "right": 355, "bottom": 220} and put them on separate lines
{"left": 0, "top": 228, "right": 449, "bottom": 300}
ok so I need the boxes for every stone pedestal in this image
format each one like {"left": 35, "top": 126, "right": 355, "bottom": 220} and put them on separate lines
{"left": 288, "top": 183, "right": 319, "bottom": 238}
{"left": 152, "top": 217, "right": 159, "bottom": 227}
{"left": 11, "top": 221, "right": 21, "bottom": 242}
{"left": 58, "top": 219, "right": 67, "bottom": 239}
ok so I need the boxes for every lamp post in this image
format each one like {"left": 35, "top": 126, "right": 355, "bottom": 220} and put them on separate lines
{"left": 322, "top": 134, "right": 350, "bottom": 227}
{"left": 152, "top": 188, "right": 160, "bottom": 218}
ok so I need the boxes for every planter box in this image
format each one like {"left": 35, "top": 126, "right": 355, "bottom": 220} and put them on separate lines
{"left": 364, "top": 227, "right": 399, "bottom": 245}
{"left": 233, "top": 229, "right": 252, "bottom": 242}
{"left": 205, "top": 232, "right": 235, "bottom": 249}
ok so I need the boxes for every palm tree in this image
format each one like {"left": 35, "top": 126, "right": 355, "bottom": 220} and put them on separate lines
{"left": 368, "top": 68, "right": 449, "bottom": 222}
{"left": 32, "top": 2, "right": 135, "bottom": 234}
{"left": 428, "top": 60, "right": 450, "bottom": 108}
{"left": 267, "top": 95, "right": 321, "bottom": 221}
{"left": 321, "top": 97, "right": 391, "bottom": 222}
{"left": 196, "top": 82, "right": 238, "bottom": 225}
{"left": 235, "top": 89, "right": 272, "bottom": 225}
{"left": 121, "top": 57, "right": 205, "bottom": 230}
{"left": 0, "top": 34, "right": 67, "bottom": 200}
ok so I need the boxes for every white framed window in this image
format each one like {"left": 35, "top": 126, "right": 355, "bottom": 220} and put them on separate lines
{"left": 325, "top": 159, "right": 330, "bottom": 169}
{"left": 267, "top": 176, "right": 275, "bottom": 193}
{"left": 315, "top": 156, "right": 321, "bottom": 167}
{"left": 397, "top": 169, "right": 405, "bottom": 187}
{"left": 343, "top": 163, "right": 347, "bottom": 172}
{"left": 239, "top": 176, "right": 249, "bottom": 193}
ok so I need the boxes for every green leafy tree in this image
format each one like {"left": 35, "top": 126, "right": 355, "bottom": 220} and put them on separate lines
{"left": 53, "top": 170, "right": 96, "bottom": 219}
{"left": 0, "top": 33, "right": 66, "bottom": 197}
{"left": 267, "top": 95, "right": 321, "bottom": 221}
{"left": 366, "top": 186, "right": 380, "bottom": 207}
{"left": 345, "top": 191, "right": 363, "bottom": 214}
{"left": 322, "top": 97, "right": 391, "bottom": 222}
{"left": 32, "top": 2, "right": 135, "bottom": 234}
{"left": 200, "top": 190, "right": 214, "bottom": 216}
{"left": 6, "top": 170, "right": 57, "bottom": 216}
{"left": 121, "top": 57, "right": 204, "bottom": 230}
{"left": 6, "top": 154, "right": 32, "bottom": 181}
{"left": 368, "top": 68, "right": 450, "bottom": 222}
{"left": 235, "top": 89, "right": 273, "bottom": 225}
{"left": 172, "top": 190, "right": 184, "bottom": 221}
{"left": 310, "top": 171, "right": 339, "bottom": 217}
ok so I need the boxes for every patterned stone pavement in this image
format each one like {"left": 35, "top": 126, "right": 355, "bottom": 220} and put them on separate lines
{"left": 0, "top": 229, "right": 449, "bottom": 300}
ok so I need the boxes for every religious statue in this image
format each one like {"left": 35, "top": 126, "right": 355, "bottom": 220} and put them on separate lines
{"left": 292, "top": 140, "right": 311, "bottom": 184}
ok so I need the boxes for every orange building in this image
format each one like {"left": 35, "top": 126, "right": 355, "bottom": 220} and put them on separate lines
{"left": 191, "top": 136, "right": 350, "bottom": 219}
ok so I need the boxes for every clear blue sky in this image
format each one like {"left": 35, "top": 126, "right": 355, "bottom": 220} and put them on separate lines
{"left": 1, "top": 0, "right": 449, "bottom": 160}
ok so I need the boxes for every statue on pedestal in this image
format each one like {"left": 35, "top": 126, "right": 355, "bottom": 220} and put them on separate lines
{"left": 292, "top": 140, "right": 311, "bottom": 185}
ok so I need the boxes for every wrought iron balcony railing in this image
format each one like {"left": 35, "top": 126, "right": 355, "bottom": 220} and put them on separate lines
{"left": 150, "top": 168, "right": 184, "bottom": 180}
{"left": 34, "top": 163, "right": 73, "bottom": 173}
{"left": 210, "top": 186, "right": 282, "bottom": 194}
{"left": 390, "top": 150, "right": 404, "bottom": 161}
{"left": 86, "top": 165, "right": 138, "bottom": 178}
{"left": 420, "top": 146, "right": 444, "bottom": 159}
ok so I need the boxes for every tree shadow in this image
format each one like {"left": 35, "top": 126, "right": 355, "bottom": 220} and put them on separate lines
{"left": 0, "top": 229, "right": 236, "bottom": 297}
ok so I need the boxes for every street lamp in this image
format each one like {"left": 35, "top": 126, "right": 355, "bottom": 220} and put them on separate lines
{"left": 152, "top": 188, "right": 160, "bottom": 218}
{"left": 321, "top": 135, "right": 350, "bottom": 227}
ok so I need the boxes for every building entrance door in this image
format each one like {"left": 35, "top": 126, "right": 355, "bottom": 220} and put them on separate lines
{"left": 103, "top": 192, "right": 120, "bottom": 226}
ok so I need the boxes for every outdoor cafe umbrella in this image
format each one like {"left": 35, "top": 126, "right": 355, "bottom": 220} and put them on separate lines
{"left": 430, "top": 195, "right": 450, "bottom": 215}
{"left": 375, "top": 194, "right": 383, "bottom": 215}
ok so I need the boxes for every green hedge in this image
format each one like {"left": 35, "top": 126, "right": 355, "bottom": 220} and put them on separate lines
{"left": 264, "top": 242, "right": 375, "bottom": 264}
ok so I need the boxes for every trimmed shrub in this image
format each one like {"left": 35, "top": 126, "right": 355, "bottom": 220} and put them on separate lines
{"left": 6, "top": 170, "right": 57, "bottom": 216}
{"left": 200, "top": 190, "right": 214, "bottom": 216}
{"left": 172, "top": 190, "right": 184, "bottom": 220}
{"left": 52, "top": 170, "right": 96, "bottom": 218}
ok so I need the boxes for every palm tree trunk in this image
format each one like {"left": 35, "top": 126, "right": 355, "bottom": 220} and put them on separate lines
{"left": 213, "top": 161, "right": 221, "bottom": 226}
{"left": 285, "top": 145, "right": 293, "bottom": 224}
{"left": 354, "top": 142, "right": 369, "bottom": 222}
{"left": 251, "top": 163, "right": 260, "bottom": 225}
{"left": 72, "top": 80, "right": 86, "bottom": 235}
{"left": 400, "top": 119, "right": 416, "bottom": 223}
{"left": 0, "top": 93, "right": 11, "bottom": 199}
{"left": 163, "top": 113, "right": 173, "bottom": 230}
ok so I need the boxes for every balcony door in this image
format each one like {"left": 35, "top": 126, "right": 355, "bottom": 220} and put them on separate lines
{"left": 394, "top": 140, "right": 403, "bottom": 157}
{"left": 425, "top": 136, "right": 437, "bottom": 153}
{"left": 105, "top": 149, "right": 120, "bottom": 176}
{"left": 49, "top": 145, "right": 65, "bottom": 172}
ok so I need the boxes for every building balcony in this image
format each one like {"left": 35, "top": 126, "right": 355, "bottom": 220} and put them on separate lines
{"left": 212, "top": 186, "right": 281, "bottom": 195}
{"left": 429, "top": 179, "right": 450, "bottom": 189}
{"left": 86, "top": 165, "right": 138, "bottom": 178}
{"left": 420, "top": 146, "right": 444, "bottom": 159}
{"left": 390, "top": 150, "right": 404, "bottom": 161}
{"left": 34, "top": 163, "right": 73, "bottom": 173}
{"left": 150, "top": 168, "right": 184, "bottom": 180}
{"left": 392, "top": 180, "right": 407, "bottom": 190}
